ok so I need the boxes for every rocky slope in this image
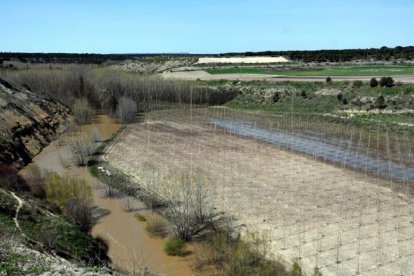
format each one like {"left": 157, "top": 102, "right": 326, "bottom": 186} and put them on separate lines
{"left": 113, "top": 56, "right": 197, "bottom": 73}
{"left": 0, "top": 79, "right": 70, "bottom": 169}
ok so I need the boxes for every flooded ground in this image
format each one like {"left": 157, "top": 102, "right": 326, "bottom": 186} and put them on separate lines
{"left": 20, "top": 113, "right": 195, "bottom": 275}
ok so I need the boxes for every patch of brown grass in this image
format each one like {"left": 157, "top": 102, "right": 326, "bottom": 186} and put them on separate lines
{"left": 192, "top": 230, "right": 289, "bottom": 276}
{"left": 144, "top": 214, "right": 167, "bottom": 238}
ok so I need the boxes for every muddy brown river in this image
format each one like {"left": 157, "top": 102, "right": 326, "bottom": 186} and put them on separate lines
{"left": 20, "top": 114, "right": 194, "bottom": 275}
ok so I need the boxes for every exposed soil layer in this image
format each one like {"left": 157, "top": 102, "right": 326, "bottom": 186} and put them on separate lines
{"left": 0, "top": 78, "right": 70, "bottom": 168}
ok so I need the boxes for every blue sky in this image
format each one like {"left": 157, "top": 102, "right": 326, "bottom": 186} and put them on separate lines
{"left": 0, "top": 0, "right": 413, "bottom": 53}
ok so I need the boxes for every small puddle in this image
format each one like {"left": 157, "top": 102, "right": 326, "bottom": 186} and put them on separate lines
{"left": 20, "top": 113, "right": 195, "bottom": 275}
{"left": 212, "top": 119, "right": 414, "bottom": 184}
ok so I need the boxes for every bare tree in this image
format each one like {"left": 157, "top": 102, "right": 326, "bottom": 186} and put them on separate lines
{"left": 72, "top": 98, "right": 94, "bottom": 125}
{"left": 117, "top": 96, "right": 137, "bottom": 123}
{"left": 162, "top": 170, "right": 215, "bottom": 241}
{"left": 67, "top": 134, "right": 95, "bottom": 166}
{"left": 25, "top": 165, "right": 45, "bottom": 198}
{"left": 100, "top": 172, "right": 117, "bottom": 197}
{"left": 92, "top": 126, "right": 102, "bottom": 143}
{"left": 137, "top": 163, "right": 167, "bottom": 208}
{"left": 134, "top": 165, "right": 215, "bottom": 240}
{"left": 122, "top": 194, "right": 133, "bottom": 212}
{"left": 65, "top": 197, "right": 94, "bottom": 232}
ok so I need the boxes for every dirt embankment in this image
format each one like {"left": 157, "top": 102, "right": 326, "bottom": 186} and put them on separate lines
{"left": 0, "top": 79, "right": 70, "bottom": 168}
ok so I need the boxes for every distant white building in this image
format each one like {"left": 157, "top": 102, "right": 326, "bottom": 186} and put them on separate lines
{"left": 196, "top": 56, "right": 289, "bottom": 64}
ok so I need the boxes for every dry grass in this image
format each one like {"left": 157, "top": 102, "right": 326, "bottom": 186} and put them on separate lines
{"left": 72, "top": 98, "right": 94, "bottom": 125}
{"left": 144, "top": 214, "right": 167, "bottom": 238}
{"left": 192, "top": 230, "right": 288, "bottom": 276}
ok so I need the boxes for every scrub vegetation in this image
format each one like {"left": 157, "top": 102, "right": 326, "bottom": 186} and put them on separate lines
{"left": 0, "top": 165, "right": 110, "bottom": 271}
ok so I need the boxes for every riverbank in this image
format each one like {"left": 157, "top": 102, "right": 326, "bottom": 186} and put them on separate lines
{"left": 19, "top": 113, "right": 195, "bottom": 275}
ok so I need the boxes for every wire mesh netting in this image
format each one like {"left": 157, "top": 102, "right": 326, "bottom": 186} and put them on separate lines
{"left": 106, "top": 103, "right": 414, "bottom": 276}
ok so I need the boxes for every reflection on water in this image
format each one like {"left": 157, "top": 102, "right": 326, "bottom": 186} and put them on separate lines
{"left": 212, "top": 119, "right": 414, "bottom": 184}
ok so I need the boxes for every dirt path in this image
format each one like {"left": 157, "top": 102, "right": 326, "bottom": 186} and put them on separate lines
{"left": 162, "top": 70, "right": 414, "bottom": 83}
{"left": 11, "top": 192, "right": 24, "bottom": 233}
{"left": 20, "top": 114, "right": 195, "bottom": 275}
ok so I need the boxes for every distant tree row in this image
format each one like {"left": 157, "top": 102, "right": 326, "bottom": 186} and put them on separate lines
{"left": 222, "top": 46, "right": 414, "bottom": 62}
{"left": 0, "top": 52, "right": 208, "bottom": 65}
{"left": 1, "top": 46, "right": 413, "bottom": 65}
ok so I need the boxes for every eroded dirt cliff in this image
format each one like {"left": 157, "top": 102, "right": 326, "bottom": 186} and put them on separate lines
{"left": 0, "top": 79, "right": 70, "bottom": 168}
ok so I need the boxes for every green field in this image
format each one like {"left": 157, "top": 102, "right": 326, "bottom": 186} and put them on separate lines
{"left": 206, "top": 65, "right": 414, "bottom": 76}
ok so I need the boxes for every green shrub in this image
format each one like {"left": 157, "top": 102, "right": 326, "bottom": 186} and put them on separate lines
{"left": 43, "top": 173, "right": 94, "bottom": 232}
{"left": 0, "top": 253, "right": 25, "bottom": 275}
{"left": 291, "top": 261, "right": 302, "bottom": 276}
{"left": 164, "top": 237, "right": 186, "bottom": 256}
{"left": 370, "top": 78, "right": 378, "bottom": 87}
{"left": 89, "top": 165, "right": 99, "bottom": 178}
{"left": 379, "top": 76, "right": 395, "bottom": 87}
{"left": 134, "top": 212, "right": 147, "bottom": 222}
{"left": 44, "top": 173, "right": 92, "bottom": 209}
{"left": 375, "top": 95, "right": 387, "bottom": 109}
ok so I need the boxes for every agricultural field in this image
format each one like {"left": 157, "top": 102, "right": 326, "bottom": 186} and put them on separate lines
{"left": 106, "top": 107, "right": 414, "bottom": 275}
{"left": 206, "top": 65, "right": 414, "bottom": 76}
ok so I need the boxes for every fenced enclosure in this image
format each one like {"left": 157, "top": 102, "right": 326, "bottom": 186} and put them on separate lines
{"left": 106, "top": 105, "right": 414, "bottom": 275}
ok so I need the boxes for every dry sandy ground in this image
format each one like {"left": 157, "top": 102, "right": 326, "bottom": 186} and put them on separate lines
{"left": 20, "top": 114, "right": 195, "bottom": 276}
{"left": 161, "top": 70, "right": 414, "bottom": 83}
{"left": 107, "top": 117, "right": 414, "bottom": 276}
{"left": 196, "top": 56, "right": 289, "bottom": 64}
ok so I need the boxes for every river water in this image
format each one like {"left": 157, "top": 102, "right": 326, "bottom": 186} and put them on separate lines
{"left": 20, "top": 114, "right": 194, "bottom": 275}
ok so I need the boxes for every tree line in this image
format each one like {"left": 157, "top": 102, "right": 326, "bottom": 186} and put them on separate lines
{"left": 0, "top": 52, "right": 210, "bottom": 64}
{"left": 222, "top": 46, "right": 414, "bottom": 62}
{"left": 0, "top": 67, "right": 237, "bottom": 124}
{"left": 2, "top": 46, "right": 413, "bottom": 64}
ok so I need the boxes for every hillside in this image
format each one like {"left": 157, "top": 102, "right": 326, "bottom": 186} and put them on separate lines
{"left": 0, "top": 186, "right": 115, "bottom": 275}
{"left": 0, "top": 79, "right": 70, "bottom": 168}
{"left": 0, "top": 79, "right": 122, "bottom": 275}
